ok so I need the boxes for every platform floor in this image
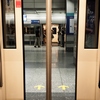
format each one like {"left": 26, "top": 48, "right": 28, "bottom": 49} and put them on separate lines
{"left": 25, "top": 46, "right": 76, "bottom": 100}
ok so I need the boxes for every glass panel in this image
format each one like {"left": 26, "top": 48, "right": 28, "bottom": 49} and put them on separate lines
{"left": 52, "top": 0, "right": 78, "bottom": 99}
{"left": 23, "top": 1, "right": 46, "bottom": 100}
{"left": 85, "top": 0, "right": 99, "bottom": 48}
{"left": 2, "top": 0, "right": 16, "bottom": 48}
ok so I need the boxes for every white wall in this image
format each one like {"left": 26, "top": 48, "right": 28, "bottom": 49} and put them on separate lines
{"left": 24, "top": 13, "right": 66, "bottom": 24}
{"left": 66, "top": 0, "right": 74, "bottom": 13}
{"left": 6, "top": 13, "right": 66, "bottom": 24}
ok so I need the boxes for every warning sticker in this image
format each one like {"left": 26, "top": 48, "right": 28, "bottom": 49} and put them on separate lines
{"left": 16, "top": 0, "right": 21, "bottom": 8}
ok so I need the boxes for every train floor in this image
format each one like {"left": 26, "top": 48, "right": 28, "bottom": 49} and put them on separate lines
{"left": 24, "top": 45, "right": 75, "bottom": 100}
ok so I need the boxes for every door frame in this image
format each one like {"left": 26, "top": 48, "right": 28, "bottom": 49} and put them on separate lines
{"left": 21, "top": 0, "right": 78, "bottom": 100}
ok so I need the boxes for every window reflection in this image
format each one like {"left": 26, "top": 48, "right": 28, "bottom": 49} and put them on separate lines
{"left": 2, "top": 0, "right": 16, "bottom": 48}
{"left": 85, "top": 0, "right": 99, "bottom": 48}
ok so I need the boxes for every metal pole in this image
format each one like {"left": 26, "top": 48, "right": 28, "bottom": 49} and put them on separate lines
{"left": 46, "top": 0, "right": 52, "bottom": 99}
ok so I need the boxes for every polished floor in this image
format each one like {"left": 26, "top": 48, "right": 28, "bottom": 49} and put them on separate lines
{"left": 25, "top": 46, "right": 75, "bottom": 100}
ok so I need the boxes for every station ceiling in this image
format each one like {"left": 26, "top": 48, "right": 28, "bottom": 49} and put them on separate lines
{"left": 23, "top": 0, "right": 78, "bottom": 15}
{"left": 23, "top": 0, "right": 66, "bottom": 14}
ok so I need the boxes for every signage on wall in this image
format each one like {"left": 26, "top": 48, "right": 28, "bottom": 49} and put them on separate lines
{"left": 66, "top": 16, "right": 74, "bottom": 35}
{"left": 31, "top": 20, "right": 40, "bottom": 24}
{"left": 16, "top": 0, "right": 21, "bottom": 8}
{"left": 69, "top": 18, "right": 74, "bottom": 33}
{"left": 23, "top": 15, "right": 27, "bottom": 22}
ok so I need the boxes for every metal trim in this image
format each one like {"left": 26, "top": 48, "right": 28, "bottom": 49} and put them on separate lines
{"left": 0, "top": 0, "right": 2, "bottom": 87}
{"left": 0, "top": 43, "right": 2, "bottom": 87}
{"left": 98, "top": 65, "right": 100, "bottom": 88}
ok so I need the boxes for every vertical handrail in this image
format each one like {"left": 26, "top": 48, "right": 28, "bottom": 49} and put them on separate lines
{"left": 46, "top": 0, "right": 52, "bottom": 100}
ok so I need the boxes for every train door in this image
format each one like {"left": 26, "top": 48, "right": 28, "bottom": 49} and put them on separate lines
{"left": 23, "top": 0, "right": 76, "bottom": 100}
{"left": 0, "top": 0, "right": 100, "bottom": 100}
{"left": 77, "top": 0, "right": 100, "bottom": 100}
{"left": 0, "top": 0, "right": 24, "bottom": 100}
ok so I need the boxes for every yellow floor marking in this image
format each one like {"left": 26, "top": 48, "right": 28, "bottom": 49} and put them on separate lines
{"left": 58, "top": 85, "right": 69, "bottom": 90}
{"left": 34, "top": 85, "right": 45, "bottom": 90}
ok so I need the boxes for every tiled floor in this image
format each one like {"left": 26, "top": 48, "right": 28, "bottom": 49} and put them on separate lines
{"left": 25, "top": 46, "right": 76, "bottom": 100}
